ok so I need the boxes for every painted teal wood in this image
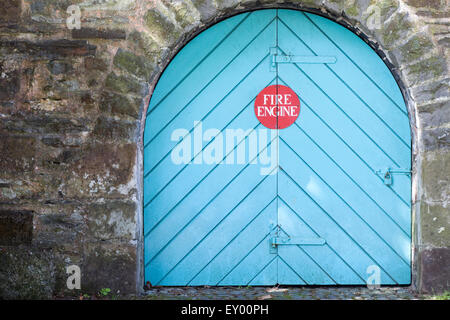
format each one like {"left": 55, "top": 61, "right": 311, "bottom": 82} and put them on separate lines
{"left": 143, "top": 9, "right": 411, "bottom": 286}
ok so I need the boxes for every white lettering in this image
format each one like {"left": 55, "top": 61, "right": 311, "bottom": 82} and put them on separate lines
{"left": 171, "top": 128, "right": 191, "bottom": 165}
{"left": 66, "top": 265, "right": 81, "bottom": 290}
{"left": 170, "top": 121, "right": 279, "bottom": 175}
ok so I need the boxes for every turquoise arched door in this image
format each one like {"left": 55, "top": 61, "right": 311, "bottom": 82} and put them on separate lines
{"left": 143, "top": 9, "right": 411, "bottom": 286}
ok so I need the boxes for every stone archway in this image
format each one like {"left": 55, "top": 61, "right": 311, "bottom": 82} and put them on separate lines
{"left": 129, "top": 0, "right": 448, "bottom": 294}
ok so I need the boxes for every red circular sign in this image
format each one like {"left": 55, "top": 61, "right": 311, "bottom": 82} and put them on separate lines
{"left": 254, "top": 85, "right": 300, "bottom": 129}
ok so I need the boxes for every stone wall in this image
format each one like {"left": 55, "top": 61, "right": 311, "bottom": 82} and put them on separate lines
{"left": 0, "top": 0, "right": 448, "bottom": 298}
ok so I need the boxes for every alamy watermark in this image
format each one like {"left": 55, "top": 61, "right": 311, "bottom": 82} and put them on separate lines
{"left": 343, "top": 0, "right": 382, "bottom": 30}
{"left": 366, "top": 265, "right": 381, "bottom": 289}
{"left": 66, "top": 265, "right": 81, "bottom": 290}
{"left": 170, "top": 121, "right": 279, "bottom": 176}
{"left": 66, "top": 5, "right": 81, "bottom": 30}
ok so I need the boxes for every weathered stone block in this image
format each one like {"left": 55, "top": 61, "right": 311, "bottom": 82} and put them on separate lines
{"left": 286, "top": 0, "right": 324, "bottom": 8}
{"left": 406, "top": 56, "right": 448, "bottom": 85}
{"left": 50, "top": 148, "right": 82, "bottom": 165}
{"left": 438, "top": 37, "right": 450, "bottom": 48}
{"left": 104, "top": 72, "right": 145, "bottom": 96}
{"left": 0, "top": 69, "right": 20, "bottom": 102}
{"left": 1, "top": 40, "right": 96, "bottom": 58}
{"left": 0, "top": 178, "right": 47, "bottom": 201}
{"left": 420, "top": 203, "right": 450, "bottom": 247}
{"left": 369, "top": 0, "right": 399, "bottom": 19}
{"left": 0, "top": 0, "right": 21, "bottom": 26}
{"left": 85, "top": 201, "right": 136, "bottom": 241}
{"left": 127, "top": 31, "right": 163, "bottom": 62}
{"left": 82, "top": 243, "right": 136, "bottom": 294}
{"left": 342, "top": 0, "right": 360, "bottom": 17}
{"left": 100, "top": 91, "right": 141, "bottom": 119}
{"left": 415, "top": 9, "right": 449, "bottom": 18}
{"left": 0, "top": 247, "right": 56, "bottom": 299}
{"left": 72, "top": 28, "right": 127, "bottom": 40}
{"left": 35, "top": 211, "right": 85, "bottom": 246}
{"left": 405, "top": 0, "right": 444, "bottom": 9}
{"left": 395, "top": 34, "right": 434, "bottom": 64}
{"left": 191, "top": 0, "right": 219, "bottom": 21}
{"left": 24, "top": 0, "right": 85, "bottom": 34}
{"left": 0, "top": 116, "right": 91, "bottom": 135}
{"left": 163, "top": 0, "right": 201, "bottom": 29}
{"left": 41, "top": 136, "right": 64, "bottom": 148}
{"left": 0, "top": 211, "right": 33, "bottom": 245}
{"left": 418, "top": 100, "right": 450, "bottom": 129}
{"left": 47, "top": 60, "right": 73, "bottom": 75}
{"left": 421, "top": 150, "right": 450, "bottom": 203}
{"left": 29, "top": 0, "right": 81, "bottom": 15}
{"left": 84, "top": 57, "right": 108, "bottom": 72}
{"left": 420, "top": 247, "right": 450, "bottom": 293}
{"left": 92, "top": 116, "right": 138, "bottom": 141}
{"left": 62, "top": 143, "right": 137, "bottom": 198}
{"left": 144, "top": 8, "right": 180, "bottom": 44}
{"left": 422, "top": 127, "right": 450, "bottom": 151}
{"left": 411, "top": 78, "right": 449, "bottom": 104}
{"left": 113, "top": 49, "right": 154, "bottom": 80}
{"left": 0, "top": 136, "right": 36, "bottom": 173}
{"left": 381, "top": 13, "right": 413, "bottom": 48}
{"left": 214, "top": 0, "right": 240, "bottom": 10}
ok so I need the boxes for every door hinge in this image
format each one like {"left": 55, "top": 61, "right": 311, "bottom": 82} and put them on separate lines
{"left": 375, "top": 168, "right": 411, "bottom": 186}
{"left": 270, "top": 47, "right": 336, "bottom": 71}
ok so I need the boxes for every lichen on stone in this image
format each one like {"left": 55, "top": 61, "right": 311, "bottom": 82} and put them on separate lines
{"left": 144, "top": 8, "right": 180, "bottom": 45}
{"left": 407, "top": 56, "right": 447, "bottom": 81}
{"left": 113, "top": 48, "right": 154, "bottom": 80}
{"left": 163, "top": 0, "right": 201, "bottom": 29}
{"left": 381, "top": 12, "right": 413, "bottom": 48}
{"left": 399, "top": 34, "right": 434, "bottom": 63}
{"left": 104, "top": 72, "right": 144, "bottom": 96}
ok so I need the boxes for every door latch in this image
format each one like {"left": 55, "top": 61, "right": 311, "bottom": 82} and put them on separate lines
{"left": 270, "top": 235, "right": 326, "bottom": 253}
{"left": 270, "top": 47, "right": 336, "bottom": 71}
{"left": 375, "top": 168, "right": 411, "bottom": 186}
{"left": 271, "top": 236, "right": 326, "bottom": 246}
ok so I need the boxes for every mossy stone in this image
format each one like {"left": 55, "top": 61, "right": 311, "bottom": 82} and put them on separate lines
{"left": 144, "top": 9, "right": 180, "bottom": 44}
{"left": 100, "top": 91, "right": 141, "bottom": 119}
{"left": 113, "top": 49, "right": 154, "bottom": 80}
{"left": 382, "top": 13, "right": 413, "bottom": 48}
{"left": 399, "top": 35, "right": 434, "bottom": 63}
{"left": 104, "top": 72, "right": 143, "bottom": 96}
{"left": 407, "top": 56, "right": 447, "bottom": 82}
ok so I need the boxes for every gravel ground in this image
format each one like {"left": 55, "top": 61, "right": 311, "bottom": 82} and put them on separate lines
{"left": 140, "top": 286, "right": 428, "bottom": 300}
